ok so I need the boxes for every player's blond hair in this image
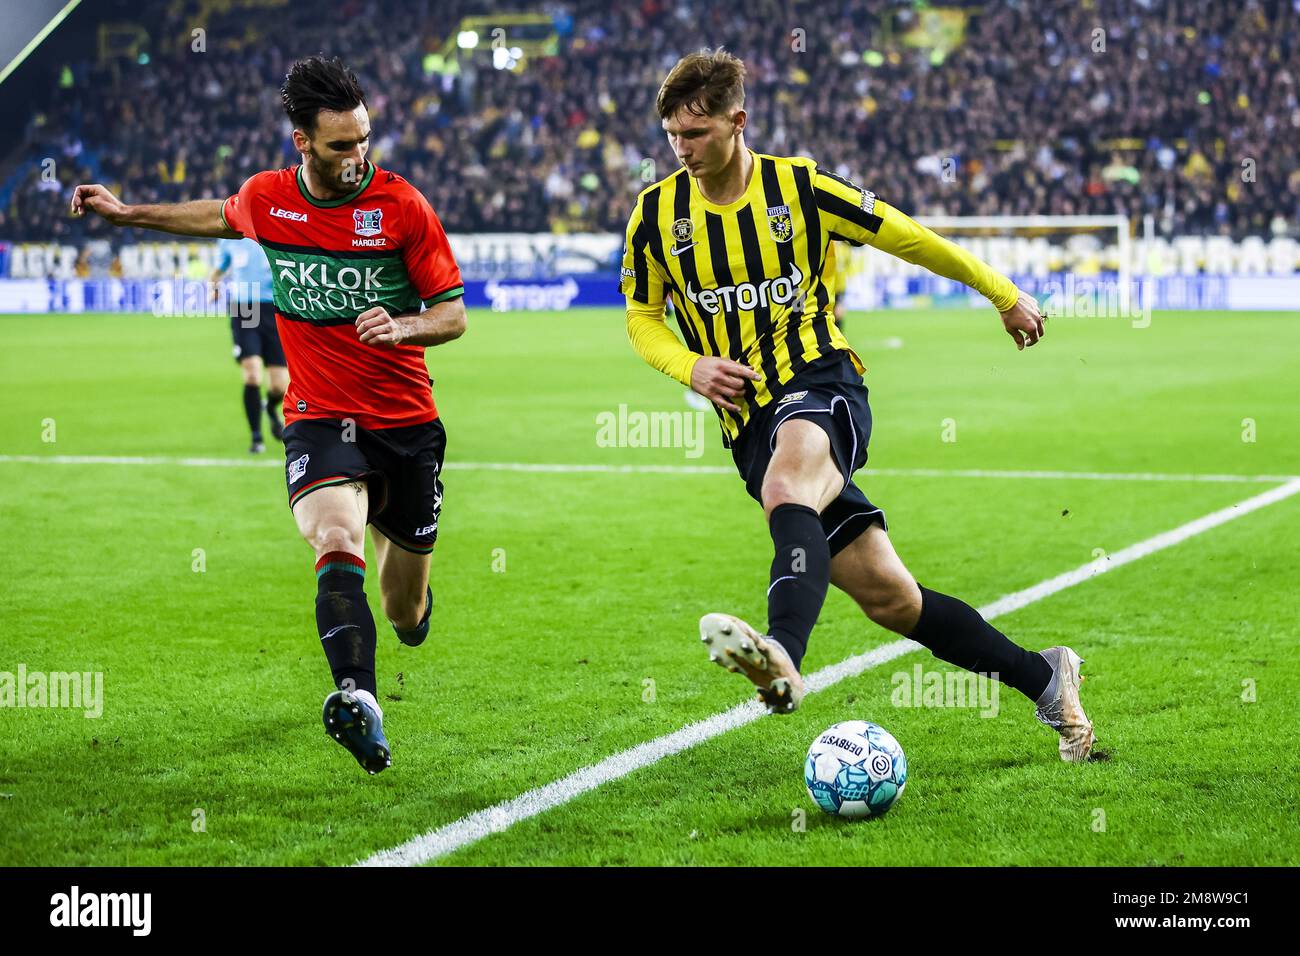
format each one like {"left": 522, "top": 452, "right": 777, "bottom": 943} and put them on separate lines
{"left": 656, "top": 49, "right": 746, "bottom": 119}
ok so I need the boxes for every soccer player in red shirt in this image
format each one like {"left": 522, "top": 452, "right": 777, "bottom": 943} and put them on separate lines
{"left": 72, "top": 56, "right": 466, "bottom": 774}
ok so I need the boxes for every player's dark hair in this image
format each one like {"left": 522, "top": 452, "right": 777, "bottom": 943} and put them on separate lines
{"left": 281, "top": 55, "right": 366, "bottom": 133}
{"left": 656, "top": 48, "right": 746, "bottom": 119}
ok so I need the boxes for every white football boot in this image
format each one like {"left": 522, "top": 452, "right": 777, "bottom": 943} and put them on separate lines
{"left": 699, "top": 612, "right": 806, "bottom": 714}
{"left": 1033, "top": 646, "right": 1096, "bottom": 761}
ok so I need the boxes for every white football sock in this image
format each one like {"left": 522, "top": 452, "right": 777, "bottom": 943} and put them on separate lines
{"left": 350, "top": 688, "right": 383, "bottom": 721}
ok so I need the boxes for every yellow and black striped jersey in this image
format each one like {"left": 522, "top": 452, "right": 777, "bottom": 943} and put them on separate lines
{"left": 825, "top": 240, "right": 850, "bottom": 298}
{"left": 621, "top": 150, "right": 1017, "bottom": 443}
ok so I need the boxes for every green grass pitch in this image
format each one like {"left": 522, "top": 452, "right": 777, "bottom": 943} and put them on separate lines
{"left": 0, "top": 305, "right": 1296, "bottom": 866}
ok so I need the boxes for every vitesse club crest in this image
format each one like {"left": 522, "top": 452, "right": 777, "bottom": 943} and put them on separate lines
{"left": 767, "top": 205, "right": 793, "bottom": 242}
{"left": 671, "top": 218, "right": 694, "bottom": 246}
{"left": 353, "top": 208, "right": 383, "bottom": 237}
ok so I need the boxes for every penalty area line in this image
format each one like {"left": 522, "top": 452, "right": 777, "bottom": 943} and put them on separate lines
{"left": 356, "top": 476, "right": 1300, "bottom": 867}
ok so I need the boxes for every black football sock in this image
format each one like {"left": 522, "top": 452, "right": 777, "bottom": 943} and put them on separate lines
{"left": 315, "top": 551, "right": 378, "bottom": 697}
{"left": 907, "top": 586, "right": 1052, "bottom": 701}
{"left": 242, "top": 384, "right": 262, "bottom": 438}
{"left": 266, "top": 390, "right": 283, "bottom": 427}
{"left": 765, "top": 503, "right": 830, "bottom": 671}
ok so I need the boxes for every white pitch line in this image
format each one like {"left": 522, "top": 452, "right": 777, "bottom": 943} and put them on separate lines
{"left": 862, "top": 467, "right": 1297, "bottom": 485}
{"left": 0, "top": 454, "right": 1294, "bottom": 484}
{"left": 357, "top": 476, "right": 1300, "bottom": 867}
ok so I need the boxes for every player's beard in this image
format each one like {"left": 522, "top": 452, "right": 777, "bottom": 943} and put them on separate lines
{"left": 305, "top": 145, "right": 365, "bottom": 198}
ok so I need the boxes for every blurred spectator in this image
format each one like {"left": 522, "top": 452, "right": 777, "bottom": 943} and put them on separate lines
{"left": 3, "top": 0, "right": 1297, "bottom": 241}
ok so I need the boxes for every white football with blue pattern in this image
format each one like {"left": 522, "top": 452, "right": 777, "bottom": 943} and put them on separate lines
{"left": 805, "top": 720, "right": 907, "bottom": 818}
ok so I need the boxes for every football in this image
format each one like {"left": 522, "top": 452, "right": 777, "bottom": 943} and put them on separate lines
{"left": 805, "top": 721, "right": 908, "bottom": 818}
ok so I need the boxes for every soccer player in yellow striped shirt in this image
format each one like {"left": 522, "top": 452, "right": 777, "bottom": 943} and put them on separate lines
{"left": 824, "top": 240, "right": 850, "bottom": 329}
{"left": 621, "top": 50, "right": 1094, "bottom": 762}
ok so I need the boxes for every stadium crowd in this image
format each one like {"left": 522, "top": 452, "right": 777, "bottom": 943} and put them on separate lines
{"left": 3, "top": 0, "right": 1297, "bottom": 242}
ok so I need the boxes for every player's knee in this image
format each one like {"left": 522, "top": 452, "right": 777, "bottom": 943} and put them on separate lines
{"left": 761, "top": 474, "right": 818, "bottom": 515}
{"left": 861, "top": 579, "right": 922, "bottom": 634}
{"left": 762, "top": 473, "right": 838, "bottom": 517}
{"left": 308, "top": 523, "right": 363, "bottom": 558}
{"left": 761, "top": 477, "right": 796, "bottom": 513}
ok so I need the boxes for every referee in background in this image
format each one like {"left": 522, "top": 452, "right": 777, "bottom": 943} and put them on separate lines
{"left": 210, "top": 236, "right": 288, "bottom": 452}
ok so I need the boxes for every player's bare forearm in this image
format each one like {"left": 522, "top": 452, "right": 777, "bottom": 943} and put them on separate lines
{"left": 127, "top": 200, "right": 240, "bottom": 238}
{"left": 71, "top": 184, "right": 239, "bottom": 238}
{"left": 355, "top": 298, "right": 467, "bottom": 349}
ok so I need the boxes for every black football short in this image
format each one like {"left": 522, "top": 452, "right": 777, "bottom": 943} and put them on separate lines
{"left": 230, "top": 302, "right": 286, "bottom": 366}
{"left": 282, "top": 417, "right": 446, "bottom": 554}
{"left": 730, "top": 352, "right": 887, "bottom": 557}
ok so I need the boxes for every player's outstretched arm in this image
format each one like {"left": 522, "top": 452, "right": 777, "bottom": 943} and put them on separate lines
{"left": 355, "top": 298, "right": 467, "bottom": 349}
{"left": 70, "top": 184, "right": 240, "bottom": 239}
{"left": 871, "top": 204, "right": 1044, "bottom": 348}
{"left": 812, "top": 168, "right": 1045, "bottom": 349}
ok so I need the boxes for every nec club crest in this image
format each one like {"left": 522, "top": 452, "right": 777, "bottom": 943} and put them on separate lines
{"left": 353, "top": 208, "right": 383, "bottom": 237}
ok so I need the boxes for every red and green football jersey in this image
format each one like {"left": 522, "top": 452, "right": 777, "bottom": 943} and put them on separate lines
{"left": 221, "top": 163, "right": 464, "bottom": 429}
